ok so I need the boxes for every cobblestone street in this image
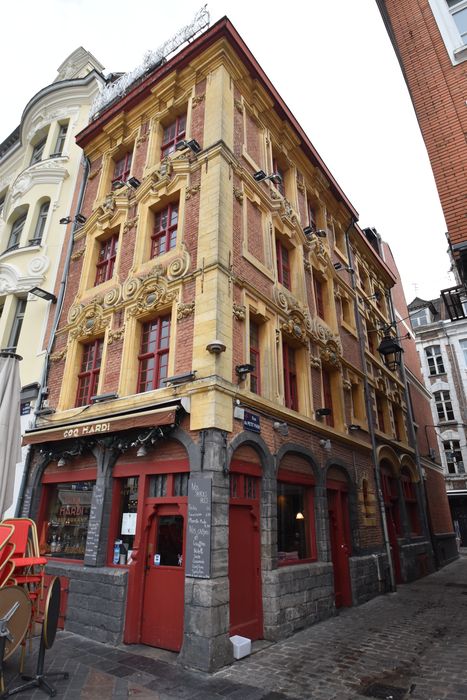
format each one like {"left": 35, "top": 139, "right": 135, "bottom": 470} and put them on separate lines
{"left": 3, "top": 552, "right": 466, "bottom": 699}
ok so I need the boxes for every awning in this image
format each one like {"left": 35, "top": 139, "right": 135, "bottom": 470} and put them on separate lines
{"left": 22, "top": 405, "right": 178, "bottom": 445}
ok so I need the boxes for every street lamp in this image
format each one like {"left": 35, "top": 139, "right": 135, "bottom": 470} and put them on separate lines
{"left": 377, "top": 333, "right": 403, "bottom": 371}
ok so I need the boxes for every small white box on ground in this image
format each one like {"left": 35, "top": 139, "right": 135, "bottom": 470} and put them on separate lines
{"left": 230, "top": 635, "right": 251, "bottom": 660}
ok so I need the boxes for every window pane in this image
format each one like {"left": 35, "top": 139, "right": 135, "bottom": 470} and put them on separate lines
{"left": 156, "top": 515, "right": 184, "bottom": 566}
{"left": 43, "top": 481, "right": 95, "bottom": 559}
{"left": 277, "top": 481, "right": 311, "bottom": 561}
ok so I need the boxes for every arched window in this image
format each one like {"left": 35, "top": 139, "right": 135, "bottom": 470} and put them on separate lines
{"left": 30, "top": 201, "right": 50, "bottom": 245}
{"left": 6, "top": 212, "right": 27, "bottom": 251}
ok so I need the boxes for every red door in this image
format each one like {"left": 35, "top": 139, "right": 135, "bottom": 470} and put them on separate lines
{"left": 381, "top": 470, "right": 402, "bottom": 584}
{"left": 229, "top": 472, "right": 263, "bottom": 639}
{"left": 141, "top": 502, "right": 186, "bottom": 651}
{"left": 327, "top": 484, "right": 352, "bottom": 608}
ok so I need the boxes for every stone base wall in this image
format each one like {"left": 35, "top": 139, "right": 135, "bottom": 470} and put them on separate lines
{"left": 433, "top": 532, "right": 458, "bottom": 568}
{"left": 399, "top": 540, "right": 435, "bottom": 582}
{"left": 262, "top": 562, "right": 335, "bottom": 641}
{"left": 46, "top": 562, "right": 128, "bottom": 645}
{"left": 350, "top": 554, "right": 390, "bottom": 605}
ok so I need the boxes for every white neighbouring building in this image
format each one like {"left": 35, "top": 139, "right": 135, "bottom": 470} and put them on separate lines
{"left": 409, "top": 297, "right": 467, "bottom": 545}
{"left": 0, "top": 48, "right": 106, "bottom": 515}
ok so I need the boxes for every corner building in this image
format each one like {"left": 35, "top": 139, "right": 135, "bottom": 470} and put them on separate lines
{"left": 21, "top": 19, "right": 438, "bottom": 670}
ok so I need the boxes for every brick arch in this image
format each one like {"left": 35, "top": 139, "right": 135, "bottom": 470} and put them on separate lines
{"left": 227, "top": 431, "right": 273, "bottom": 477}
{"left": 400, "top": 454, "right": 419, "bottom": 483}
{"left": 377, "top": 445, "right": 400, "bottom": 476}
{"left": 274, "top": 443, "right": 320, "bottom": 482}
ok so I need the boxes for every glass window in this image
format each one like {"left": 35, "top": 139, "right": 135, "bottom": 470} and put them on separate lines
{"left": 434, "top": 390, "right": 455, "bottom": 421}
{"left": 313, "top": 274, "right": 325, "bottom": 318}
{"left": 53, "top": 123, "right": 68, "bottom": 156}
{"left": 7, "top": 213, "right": 27, "bottom": 251}
{"left": 410, "top": 307, "right": 430, "bottom": 327}
{"left": 443, "top": 440, "right": 465, "bottom": 474}
{"left": 322, "top": 369, "right": 334, "bottom": 427}
{"left": 282, "top": 342, "right": 298, "bottom": 410}
{"left": 460, "top": 339, "right": 467, "bottom": 367}
{"left": 43, "top": 481, "right": 94, "bottom": 559}
{"left": 95, "top": 233, "right": 118, "bottom": 285}
{"left": 30, "top": 137, "right": 47, "bottom": 165}
{"left": 161, "top": 114, "right": 186, "bottom": 159}
{"left": 0, "top": 194, "right": 5, "bottom": 218}
{"left": 113, "top": 477, "right": 139, "bottom": 565}
{"left": 137, "top": 316, "right": 170, "bottom": 392}
{"left": 272, "top": 157, "right": 285, "bottom": 196}
{"left": 249, "top": 320, "right": 261, "bottom": 394}
{"left": 151, "top": 202, "right": 178, "bottom": 257}
{"left": 76, "top": 339, "right": 103, "bottom": 406}
{"left": 7, "top": 298, "right": 27, "bottom": 351}
{"left": 156, "top": 515, "right": 184, "bottom": 566}
{"left": 425, "top": 345, "right": 445, "bottom": 375}
{"left": 276, "top": 240, "right": 291, "bottom": 289}
{"left": 30, "top": 201, "right": 49, "bottom": 244}
{"left": 446, "top": 0, "right": 467, "bottom": 43}
{"left": 112, "top": 152, "right": 132, "bottom": 188}
{"left": 277, "top": 481, "right": 314, "bottom": 562}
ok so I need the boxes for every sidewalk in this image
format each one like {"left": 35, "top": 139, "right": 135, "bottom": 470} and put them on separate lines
{"left": 2, "top": 552, "right": 466, "bottom": 699}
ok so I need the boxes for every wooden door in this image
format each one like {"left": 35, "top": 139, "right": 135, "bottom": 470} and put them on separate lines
{"left": 229, "top": 473, "right": 263, "bottom": 639}
{"left": 141, "top": 502, "right": 186, "bottom": 651}
{"left": 386, "top": 504, "right": 402, "bottom": 584}
{"left": 327, "top": 485, "right": 352, "bottom": 608}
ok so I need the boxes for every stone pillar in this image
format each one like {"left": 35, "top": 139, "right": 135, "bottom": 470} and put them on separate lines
{"left": 84, "top": 442, "right": 119, "bottom": 567}
{"left": 179, "top": 428, "right": 233, "bottom": 671}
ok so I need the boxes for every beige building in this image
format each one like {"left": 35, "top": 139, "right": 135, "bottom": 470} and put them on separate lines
{"left": 0, "top": 48, "right": 105, "bottom": 514}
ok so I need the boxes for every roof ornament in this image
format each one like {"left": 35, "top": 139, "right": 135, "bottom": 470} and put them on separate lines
{"left": 90, "top": 5, "right": 210, "bottom": 120}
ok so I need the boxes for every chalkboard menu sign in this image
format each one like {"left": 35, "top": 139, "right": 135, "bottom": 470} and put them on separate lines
{"left": 186, "top": 475, "right": 212, "bottom": 578}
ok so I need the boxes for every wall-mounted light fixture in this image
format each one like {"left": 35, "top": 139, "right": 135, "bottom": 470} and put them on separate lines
{"left": 176, "top": 139, "right": 202, "bottom": 154}
{"left": 206, "top": 340, "right": 226, "bottom": 354}
{"left": 273, "top": 421, "right": 289, "bottom": 436}
{"left": 91, "top": 392, "right": 118, "bottom": 404}
{"left": 136, "top": 445, "right": 148, "bottom": 458}
{"left": 57, "top": 456, "right": 67, "bottom": 467}
{"left": 319, "top": 438, "right": 332, "bottom": 451}
{"left": 29, "top": 287, "right": 57, "bottom": 304}
{"left": 315, "top": 407, "right": 332, "bottom": 420}
{"left": 127, "top": 177, "right": 141, "bottom": 189}
{"left": 253, "top": 170, "right": 283, "bottom": 186}
{"left": 235, "top": 363, "right": 254, "bottom": 382}
{"left": 377, "top": 333, "right": 404, "bottom": 371}
{"left": 163, "top": 371, "right": 196, "bottom": 386}
{"left": 295, "top": 511, "right": 305, "bottom": 520}
{"left": 113, "top": 177, "right": 141, "bottom": 190}
{"left": 303, "top": 226, "right": 327, "bottom": 240}
{"left": 59, "top": 214, "right": 87, "bottom": 225}
{"left": 333, "top": 262, "right": 354, "bottom": 273}
{"left": 348, "top": 424, "right": 362, "bottom": 432}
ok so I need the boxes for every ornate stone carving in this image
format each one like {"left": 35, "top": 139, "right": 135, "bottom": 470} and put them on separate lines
{"left": 343, "top": 379, "right": 352, "bottom": 391}
{"left": 88, "top": 167, "right": 101, "bottom": 181}
{"left": 123, "top": 277, "right": 141, "bottom": 300}
{"left": 68, "top": 303, "right": 83, "bottom": 324}
{"left": 177, "top": 301, "right": 195, "bottom": 320}
{"left": 71, "top": 248, "right": 85, "bottom": 261}
{"left": 123, "top": 215, "right": 139, "bottom": 233}
{"left": 103, "top": 287, "right": 121, "bottom": 308}
{"left": 69, "top": 300, "right": 110, "bottom": 339}
{"left": 309, "top": 318, "right": 342, "bottom": 354}
{"left": 108, "top": 326, "right": 126, "bottom": 344}
{"left": 304, "top": 259, "right": 311, "bottom": 273}
{"left": 167, "top": 250, "right": 190, "bottom": 280}
{"left": 320, "top": 340, "right": 342, "bottom": 369}
{"left": 185, "top": 184, "right": 200, "bottom": 200}
{"left": 102, "top": 194, "right": 116, "bottom": 213}
{"left": 50, "top": 348, "right": 67, "bottom": 362}
{"left": 280, "top": 314, "right": 308, "bottom": 345}
{"left": 310, "top": 354, "right": 322, "bottom": 369}
{"left": 234, "top": 98, "right": 243, "bottom": 113}
{"left": 233, "top": 187, "right": 244, "bottom": 204}
{"left": 233, "top": 303, "right": 246, "bottom": 321}
{"left": 297, "top": 180, "right": 305, "bottom": 195}
{"left": 192, "top": 93, "right": 205, "bottom": 106}
{"left": 128, "top": 277, "right": 177, "bottom": 318}
{"left": 28, "top": 256, "right": 48, "bottom": 275}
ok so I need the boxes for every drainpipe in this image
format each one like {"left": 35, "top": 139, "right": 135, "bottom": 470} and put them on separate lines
{"left": 15, "top": 155, "right": 91, "bottom": 517}
{"left": 345, "top": 222, "right": 396, "bottom": 592}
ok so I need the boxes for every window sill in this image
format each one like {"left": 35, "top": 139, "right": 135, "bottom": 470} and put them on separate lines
{"left": 278, "top": 557, "right": 317, "bottom": 567}
{"left": 45, "top": 556, "right": 85, "bottom": 565}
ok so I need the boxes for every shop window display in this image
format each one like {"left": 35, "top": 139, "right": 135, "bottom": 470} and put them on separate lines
{"left": 44, "top": 481, "right": 95, "bottom": 559}
{"left": 277, "top": 481, "right": 314, "bottom": 563}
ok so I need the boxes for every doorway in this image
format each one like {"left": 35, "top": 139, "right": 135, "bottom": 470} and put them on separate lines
{"left": 327, "top": 477, "right": 352, "bottom": 608}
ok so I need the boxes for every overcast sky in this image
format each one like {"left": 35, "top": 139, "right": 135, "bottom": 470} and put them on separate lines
{"left": 1, "top": 0, "right": 453, "bottom": 301}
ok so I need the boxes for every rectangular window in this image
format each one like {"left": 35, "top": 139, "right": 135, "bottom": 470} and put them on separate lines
{"left": 95, "top": 233, "right": 118, "bottom": 285}
{"left": 460, "top": 339, "right": 467, "bottom": 367}
{"left": 0, "top": 195, "right": 5, "bottom": 217}
{"left": 52, "top": 123, "right": 68, "bottom": 156}
{"left": 434, "top": 390, "right": 455, "bottom": 421}
{"left": 151, "top": 203, "right": 178, "bottom": 257}
{"left": 447, "top": 0, "right": 467, "bottom": 43}
{"left": 161, "top": 114, "right": 186, "bottom": 159}
{"left": 443, "top": 440, "right": 464, "bottom": 474}
{"left": 376, "top": 393, "right": 386, "bottom": 432}
{"left": 76, "top": 339, "right": 103, "bottom": 407}
{"left": 7, "top": 298, "right": 27, "bottom": 351}
{"left": 277, "top": 481, "right": 315, "bottom": 562}
{"left": 112, "top": 152, "right": 132, "bottom": 188}
{"left": 322, "top": 368, "right": 334, "bottom": 427}
{"left": 308, "top": 202, "right": 316, "bottom": 230}
{"left": 425, "top": 345, "right": 445, "bottom": 375}
{"left": 111, "top": 476, "right": 139, "bottom": 565}
{"left": 276, "top": 240, "right": 291, "bottom": 289}
{"left": 30, "top": 201, "right": 49, "bottom": 244}
{"left": 282, "top": 342, "right": 298, "bottom": 410}
{"left": 410, "top": 307, "right": 430, "bottom": 328}
{"left": 7, "top": 214, "right": 27, "bottom": 251}
{"left": 138, "top": 316, "right": 171, "bottom": 392}
{"left": 30, "top": 137, "right": 46, "bottom": 165}
{"left": 249, "top": 320, "right": 261, "bottom": 394}
{"left": 313, "top": 275, "right": 325, "bottom": 318}
{"left": 43, "top": 481, "right": 94, "bottom": 560}
{"left": 272, "top": 157, "right": 285, "bottom": 196}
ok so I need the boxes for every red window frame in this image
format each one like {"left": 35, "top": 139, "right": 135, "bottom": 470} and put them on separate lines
{"left": 313, "top": 275, "right": 325, "bottom": 318}
{"left": 137, "top": 316, "right": 171, "bottom": 392}
{"left": 276, "top": 240, "right": 291, "bottom": 289}
{"left": 161, "top": 114, "right": 186, "bottom": 159}
{"left": 95, "top": 233, "right": 118, "bottom": 285}
{"left": 76, "top": 339, "right": 103, "bottom": 407}
{"left": 282, "top": 342, "right": 298, "bottom": 410}
{"left": 321, "top": 368, "right": 334, "bottom": 427}
{"left": 112, "top": 152, "right": 132, "bottom": 187}
{"left": 277, "top": 468, "right": 316, "bottom": 565}
{"left": 151, "top": 203, "right": 178, "bottom": 257}
{"left": 249, "top": 320, "right": 261, "bottom": 394}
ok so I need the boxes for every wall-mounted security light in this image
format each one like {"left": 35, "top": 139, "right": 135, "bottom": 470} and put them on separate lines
{"left": 348, "top": 424, "right": 362, "bottom": 432}
{"left": 176, "top": 139, "right": 202, "bottom": 154}
{"left": 91, "top": 392, "right": 118, "bottom": 404}
{"left": 59, "top": 217, "right": 72, "bottom": 225}
{"left": 136, "top": 444, "right": 148, "bottom": 458}
{"left": 75, "top": 213, "right": 87, "bottom": 225}
{"left": 57, "top": 456, "right": 67, "bottom": 468}
{"left": 29, "top": 287, "right": 57, "bottom": 303}
{"left": 315, "top": 407, "right": 332, "bottom": 419}
{"left": 235, "top": 364, "right": 254, "bottom": 381}
{"left": 333, "top": 262, "right": 354, "bottom": 273}
{"left": 163, "top": 371, "right": 196, "bottom": 386}
{"left": 319, "top": 438, "right": 332, "bottom": 451}
{"left": 303, "top": 226, "right": 327, "bottom": 240}
{"left": 206, "top": 340, "right": 226, "bottom": 354}
{"left": 127, "top": 177, "right": 141, "bottom": 189}
{"left": 273, "top": 421, "right": 289, "bottom": 436}
{"left": 60, "top": 213, "right": 87, "bottom": 225}
{"left": 253, "top": 170, "right": 283, "bottom": 186}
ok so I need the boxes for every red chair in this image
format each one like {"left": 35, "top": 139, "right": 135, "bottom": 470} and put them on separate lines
{"left": 1, "top": 519, "right": 46, "bottom": 600}
{"left": 0, "top": 524, "right": 15, "bottom": 588}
